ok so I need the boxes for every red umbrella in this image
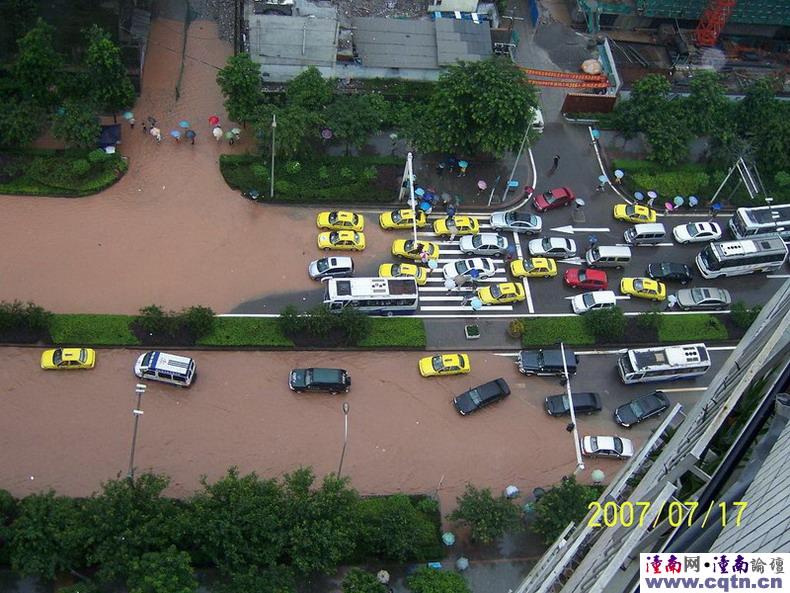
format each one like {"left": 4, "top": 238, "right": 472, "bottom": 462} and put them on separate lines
{"left": 208, "top": 115, "right": 220, "bottom": 126}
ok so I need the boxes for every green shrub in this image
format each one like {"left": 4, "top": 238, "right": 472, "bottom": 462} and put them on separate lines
{"left": 0, "top": 300, "right": 53, "bottom": 333}
{"left": 277, "top": 305, "right": 305, "bottom": 337}
{"left": 337, "top": 307, "right": 371, "bottom": 345}
{"left": 357, "top": 318, "right": 426, "bottom": 348}
{"left": 305, "top": 305, "right": 335, "bottom": 338}
{"left": 136, "top": 305, "right": 178, "bottom": 337}
{"left": 407, "top": 567, "right": 471, "bottom": 593}
{"left": 583, "top": 306, "right": 626, "bottom": 342}
{"left": 631, "top": 170, "right": 710, "bottom": 197}
{"left": 274, "top": 179, "right": 296, "bottom": 194}
{"left": 50, "top": 314, "right": 140, "bottom": 345}
{"left": 448, "top": 484, "right": 523, "bottom": 544}
{"left": 636, "top": 308, "right": 663, "bottom": 331}
{"left": 342, "top": 568, "right": 387, "bottom": 593}
{"left": 520, "top": 317, "right": 595, "bottom": 347}
{"left": 180, "top": 306, "right": 215, "bottom": 339}
{"left": 361, "top": 166, "right": 376, "bottom": 181}
{"left": 340, "top": 167, "right": 354, "bottom": 180}
{"left": 730, "top": 301, "right": 762, "bottom": 330}
{"left": 356, "top": 495, "right": 442, "bottom": 562}
{"left": 773, "top": 171, "right": 790, "bottom": 187}
{"left": 71, "top": 159, "right": 90, "bottom": 177}
{"left": 88, "top": 149, "right": 109, "bottom": 165}
{"left": 197, "top": 317, "right": 293, "bottom": 347}
{"left": 285, "top": 161, "right": 302, "bottom": 175}
{"left": 251, "top": 164, "right": 269, "bottom": 181}
{"left": 507, "top": 319, "right": 524, "bottom": 338}
{"left": 318, "top": 166, "right": 330, "bottom": 180}
{"left": 658, "top": 314, "right": 728, "bottom": 342}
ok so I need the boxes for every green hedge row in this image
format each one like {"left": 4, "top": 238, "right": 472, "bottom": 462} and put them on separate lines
{"left": 40, "top": 314, "right": 424, "bottom": 349}
{"left": 520, "top": 317, "right": 596, "bottom": 347}
{"left": 657, "top": 314, "right": 728, "bottom": 342}
{"left": 220, "top": 154, "right": 402, "bottom": 204}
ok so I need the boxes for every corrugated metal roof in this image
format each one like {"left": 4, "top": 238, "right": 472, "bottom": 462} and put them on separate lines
{"left": 352, "top": 18, "right": 438, "bottom": 70}
{"left": 435, "top": 19, "right": 492, "bottom": 65}
{"left": 249, "top": 15, "right": 337, "bottom": 67}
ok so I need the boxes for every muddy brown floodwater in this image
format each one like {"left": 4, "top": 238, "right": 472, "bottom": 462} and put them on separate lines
{"left": 0, "top": 18, "right": 352, "bottom": 315}
{"left": 0, "top": 348, "right": 632, "bottom": 513}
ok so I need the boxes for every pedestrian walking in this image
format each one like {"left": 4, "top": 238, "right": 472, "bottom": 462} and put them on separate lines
{"left": 588, "top": 234, "right": 598, "bottom": 250}
{"left": 420, "top": 251, "right": 429, "bottom": 265}
{"left": 129, "top": 117, "right": 135, "bottom": 129}
{"left": 447, "top": 217, "right": 458, "bottom": 242}
{"left": 447, "top": 156, "right": 457, "bottom": 173}
{"left": 458, "top": 161, "right": 468, "bottom": 177}
{"left": 142, "top": 121, "right": 147, "bottom": 135}
{"left": 213, "top": 126, "right": 223, "bottom": 142}
{"left": 150, "top": 126, "right": 161, "bottom": 143}
{"left": 446, "top": 204, "right": 456, "bottom": 218}
{"left": 548, "top": 154, "right": 560, "bottom": 176}
{"left": 595, "top": 180, "right": 606, "bottom": 192}
{"left": 666, "top": 294, "right": 678, "bottom": 310}
{"left": 505, "top": 245, "right": 516, "bottom": 263}
{"left": 436, "top": 161, "right": 445, "bottom": 176}
{"left": 186, "top": 129, "right": 196, "bottom": 145}
{"left": 709, "top": 204, "right": 719, "bottom": 218}
{"left": 524, "top": 186, "right": 534, "bottom": 200}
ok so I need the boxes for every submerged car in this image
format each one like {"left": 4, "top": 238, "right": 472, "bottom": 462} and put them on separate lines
{"left": 40, "top": 348, "right": 96, "bottom": 370}
{"left": 489, "top": 211, "right": 542, "bottom": 234}
{"left": 289, "top": 368, "right": 351, "bottom": 394}
{"left": 419, "top": 353, "right": 471, "bottom": 377}
{"left": 581, "top": 435, "right": 634, "bottom": 459}
{"left": 614, "top": 391, "right": 670, "bottom": 428}
{"left": 676, "top": 287, "right": 732, "bottom": 311}
{"left": 518, "top": 348, "right": 578, "bottom": 376}
{"left": 452, "top": 378, "right": 511, "bottom": 416}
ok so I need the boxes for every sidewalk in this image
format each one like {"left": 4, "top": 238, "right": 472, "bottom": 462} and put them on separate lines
{"left": 425, "top": 319, "right": 522, "bottom": 351}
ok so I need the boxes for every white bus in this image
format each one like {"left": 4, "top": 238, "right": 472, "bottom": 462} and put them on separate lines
{"left": 323, "top": 277, "right": 418, "bottom": 315}
{"left": 695, "top": 234, "right": 787, "bottom": 279}
{"left": 618, "top": 343, "right": 711, "bottom": 384}
{"left": 729, "top": 204, "right": 790, "bottom": 240}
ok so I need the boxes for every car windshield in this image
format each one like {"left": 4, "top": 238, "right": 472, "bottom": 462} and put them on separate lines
{"left": 472, "top": 235, "right": 484, "bottom": 247}
{"left": 329, "top": 232, "right": 340, "bottom": 242}
{"left": 660, "top": 263, "right": 671, "bottom": 273}
{"left": 629, "top": 400, "right": 645, "bottom": 417}
{"left": 541, "top": 238, "right": 553, "bottom": 250}
{"left": 613, "top": 438, "right": 624, "bottom": 454}
{"left": 633, "top": 279, "right": 645, "bottom": 291}
{"left": 316, "top": 259, "right": 330, "bottom": 272}
{"left": 690, "top": 288, "right": 705, "bottom": 301}
{"left": 431, "top": 356, "right": 445, "bottom": 371}
{"left": 392, "top": 211, "right": 404, "bottom": 223}
{"left": 391, "top": 264, "right": 402, "bottom": 275}
{"left": 688, "top": 224, "right": 701, "bottom": 237}
{"left": 468, "top": 388, "right": 482, "bottom": 406}
{"left": 329, "top": 212, "right": 339, "bottom": 223}
{"left": 404, "top": 240, "right": 418, "bottom": 252}
{"left": 352, "top": 232, "right": 360, "bottom": 242}
{"left": 578, "top": 271, "right": 588, "bottom": 282}
{"left": 454, "top": 261, "right": 469, "bottom": 275}
{"left": 626, "top": 206, "right": 637, "bottom": 216}
{"left": 544, "top": 192, "right": 557, "bottom": 204}
{"left": 78, "top": 349, "right": 87, "bottom": 363}
{"left": 52, "top": 349, "right": 63, "bottom": 364}
{"left": 582, "top": 293, "right": 595, "bottom": 307}
{"left": 490, "top": 285, "right": 503, "bottom": 299}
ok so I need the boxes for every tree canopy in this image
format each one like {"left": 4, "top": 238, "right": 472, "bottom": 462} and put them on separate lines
{"left": 82, "top": 25, "right": 135, "bottom": 115}
{"left": 417, "top": 58, "right": 537, "bottom": 156}
{"left": 448, "top": 484, "right": 522, "bottom": 544}
{"left": 325, "top": 94, "right": 388, "bottom": 154}
{"left": 216, "top": 53, "right": 262, "bottom": 125}
{"left": 342, "top": 568, "right": 388, "bottom": 593}
{"left": 12, "top": 18, "right": 63, "bottom": 108}
{"left": 52, "top": 100, "right": 102, "bottom": 148}
{"left": 127, "top": 547, "right": 197, "bottom": 593}
{"left": 530, "top": 476, "right": 601, "bottom": 545}
{"left": 406, "top": 567, "right": 472, "bottom": 593}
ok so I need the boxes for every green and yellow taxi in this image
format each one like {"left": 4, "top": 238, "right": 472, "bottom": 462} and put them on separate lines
{"left": 613, "top": 203, "right": 657, "bottom": 224}
{"left": 418, "top": 353, "right": 471, "bottom": 377}
{"left": 391, "top": 239, "right": 440, "bottom": 261}
{"left": 476, "top": 282, "right": 526, "bottom": 305}
{"left": 379, "top": 208, "right": 428, "bottom": 230}
{"left": 509, "top": 257, "right": 558, "bottom": 278}
{"left": 316, "top": 210, "right": 365, "bottom": 232}
{"left": 620, "top": 277, "right": 666, "bottom": 301}
{"left": 40, "top": 348, "right": 96, "bottom": 370}
{"left": 378, "top": 263, "right": 429, "bottom": 285}
{"left": 432, "top": 215, "right": 480, "bottom": 237}
{"left": 317, "top": 230, "right": 366, "bottom": 251}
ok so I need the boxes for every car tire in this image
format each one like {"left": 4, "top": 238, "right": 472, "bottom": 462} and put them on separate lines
{"left": 330, "top": 391, "right": 339, "bottom": 395}
{"left": 323, "top": 247, "right": 330, "bottom": 251}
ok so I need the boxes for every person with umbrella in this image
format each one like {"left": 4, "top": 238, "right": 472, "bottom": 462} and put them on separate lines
{"left": 213, "top": 126, "right": 223, "bottom": 143}
{"left": 231, "top": 127, "right": 241, "bottom": 143}
{"left": 186, "top": 129, "right": 196, "bottom": 145}
{"left": 170, "top": 129, "right": 182, "bottom": 143}
{"left": 208, "top": 115, "right": 220, "bottom": 128}
{"left": 225, "top": 130, "right": 236, "bottom": 145}
{"left": 150, "top": 126, "right": 161, "bottom": 143}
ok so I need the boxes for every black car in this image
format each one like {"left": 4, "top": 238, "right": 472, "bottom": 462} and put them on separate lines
{"left": 614, "top": 391, "right": 670, "bottom": 427}
{"left": 289, "top": 368, "right": 351, "bottom": 394}
{"left": 544, "top": 392, "right": 602, "bottom": 416}
{"left": 518, "top": 349, "right": 578, "bottom": 377}
{"left": 453, "top": 378, "right": 510, "bottom": 416}
{"left": 646, "top": 262, "right": 693, "bottom": 285}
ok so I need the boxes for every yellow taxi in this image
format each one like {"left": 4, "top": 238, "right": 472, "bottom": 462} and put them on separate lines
{"left": 476, "top": 282, "right": 526, "bottom": 305}
{"left": 432, "top": 215, "right": 480, "bottom": 236}
{"left": 613, "top": 203, "right": 657, "bottom": 224}
{"left": 40, "top": 348, "right": 96, "bottom": 370}
{"left": 316, "top": 210, "right": 365, "bottom": 232}
{"left": 379, "top": 208, "right": 427, "bottom": 230}
{"left": 509, "top": 257, "right": 558, "bottom": 278}
{"left": 317, "top": 230, "right": 366, "bottom": 251}
{"left": 418, "top": 353, "right": 471, "bottom": 377}
{"left": 378, "top": 263, "right": 429, "bottom": 285}
{"left": 392, "top": 239, "right": 440, "bottom": 261}
{"left": 620, "top": 277, "right": 666, "bottom": 301}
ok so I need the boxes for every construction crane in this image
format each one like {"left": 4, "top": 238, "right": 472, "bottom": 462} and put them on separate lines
{"left": 694, "top": 0, "right": 737, "bottom": 47}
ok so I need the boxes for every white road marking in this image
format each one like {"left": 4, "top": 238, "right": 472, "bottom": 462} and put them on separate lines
{"left": 551, "top": 225, "right": 611, "bottom": 234}
{"left": 661, "top": 387, "right": 710, "bottom": 393}
{"left": 424, "top": 276, "right": 507, "bottom": 283}
{"left": 615, "top": 243, "right": 674, "bottom": 247}
{"left": 420, "top": 305, "right": 514, "bottom": 312}
{"left": 707, "top": 346, "right": 737, "bottom": 351}
{"left": 419, "top": 286, "right": 476, "bottom": 292}
{"left": 420, "top": 295, "right": 468, "bottom": 302}
{"left": 493, "top": 352, "right": 520, "bottom": 358}
{"left": 767, "top": 274, "right": 790, "bottom": 279}
{"left": 615, "top": 296, "right": 631, "bottom": 300}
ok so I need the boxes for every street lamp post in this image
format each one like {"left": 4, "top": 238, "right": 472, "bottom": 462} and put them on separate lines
{"left": 560, "top": 342, "right": 585, "bottom": 474}
{"left": 270, "top": 113, "right": 277, "bottom": 199}
{"left": 337, "top": 401, "right": 350, "bottom": 477}
{"left": 127, "top": 383, "right": 147, "bottom": 481}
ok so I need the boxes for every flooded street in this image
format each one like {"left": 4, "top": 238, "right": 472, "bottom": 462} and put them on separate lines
{"left": 0, "top": 18, "right": 364, "bottom": 315}
{"left": 0, "top": 348, "right": 633, "bottom": 512}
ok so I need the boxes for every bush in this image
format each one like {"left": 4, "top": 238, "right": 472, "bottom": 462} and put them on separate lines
{"left": 657, "top": 314, "right": 728, "bottom": 342}
{"left": 583, "top": 306, "right": 626, "bottom": 342}
{"left": 531, "top": 476, "right": 603, "bottom": 545}
{"left": 88, "top": 149, "right": 109, "bottom": 165}
{"left": 180, "top": 306, "right": 215, "bottom": 339}
{"left": 71, "top": 159, "right": 90, "bottom": 177}
{"left": 50, "top": 314, "right": 140, "bottom": 345}
{"left": 277, "top": 305, "right": 305, "bottom": 337}
{"left": 448, "top": 484, "right": 522, "bottom": 544}
{"left": 356, "top": 495, "right": 442, "bottom": 562}
{"left": 340, "top": 167, "right": 354, "bottom": 180}
{"left": 136, "top": 305, "right": 178, "bottom": 338}
{"left": 0, "top": 300, "right": 53, "bottom": 334}
{"left": 197, "top": 317, "right": 293, "bottom": 347}
{"left": 520, "top": 317, "right": 595, "bottom": 347}
{"left": 636, "top": 308, "right": 663, "bottom": 330}
{"left": 631, "top": 170, "right": 710, "bottom": 197}
{"left": 284, "top": 161, "right": 302, "bottom": 175}
{"left": 342, "top": 568, "right": 387, "bottom": 593}
{"left": 730, "top": 301, "right": 762, "bottom": 330}
{"left": 507, "top": 319, "right": 524, "bottom": 338}
{"left": 305, "top": 305, "right": 335, "bottom": 338}
{"left": 407, "top": 567, "right": 471, "bottom": 593}
{"left": 357, "top": 318, "right": 426, "bottom": 348}
{"left": 337, "top": 307, "right": 371, "bottom": 345}
{"left": 251, "top": 164, "right": 269, "bottom": 181}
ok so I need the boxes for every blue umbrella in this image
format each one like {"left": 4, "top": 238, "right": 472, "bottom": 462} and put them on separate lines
{"left": 711, "top": 202, "right": 722, "bottom": 211}
{"left": 647, "top": 190, "right": 658, "bottom": 200}
{"left": 688, "top": 195, "right": 699, "bottom": 207}
{"left": 470, "top": 297, "right": 483, "bottom": 311}
{"left": 442, "top": 532, "right": 456, "bottom": 546}
{"left": 469, "top": 269, "right": 480, "bottom": 279}
{"left": 674, "top": 195, "right": 685, "bottom": 207}
{"left": 591, "top": 129, "right": 601, "bottom": 139}
{"left": 458, "top": 160, "right": 469, "bottom": 169}
{"left": 122, "top": 111, "right": 134, "bottom": 120}
{"left": 614, "top": 169, "right": 624, "bottom": 179}
{"left": 415, "top": 187, "right": 425, "bottom": 197}
{"left": 179, "top": 120, "right": 191, "bottom": 129}
{"left": 507, "top": 180, "right": 519, "bottom": 188}
{"left": 634, "top": 191, "right": 644, "bottom": 201}
{"left": 185, "top": 129, "right": 196, "bottom": 139}
{"left": 598, "top": 175, "right": 608, "bottom": 184}
{"left": 170, "top": 129, "right": 181, "bottom": 139}
{"left": 419, "top": 201, "right": 431, "bottom": 212}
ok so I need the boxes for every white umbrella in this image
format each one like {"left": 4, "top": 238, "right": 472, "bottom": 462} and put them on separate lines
{"left": 376, "top": 570, "right": 390, "bottom": 584}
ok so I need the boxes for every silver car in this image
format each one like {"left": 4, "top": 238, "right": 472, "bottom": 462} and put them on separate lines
{"left": 442, "top": 257, "right": 497, "bottom": 280}
{"left": 528, "top": 237, "right": 577, "bottom": 258}
{"left": 489, "top": 211, "right": 542, "bottom": 234}
{"left": 676, "top": 287, "right": 732, "bottom": 311}
{"left": 308, "top": 256, "right": 354, "bottom": 280}
{"left": 459, "top": 233, "right": 509, "bottom": 256}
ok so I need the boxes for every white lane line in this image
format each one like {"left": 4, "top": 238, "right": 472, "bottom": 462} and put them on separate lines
{"left": 615, "top": 296, "right": 631, "bottom": 300}
{"left": 514, "top": 230, "right": 534, "bottom": 314}
{"left": 615, "top": 243, "right": 675, "bottom": 247}
{"left": 424, "top": 276, "right": 507, "bottom": 283}
{"left": 420, "top": 295, "right": 467, "bottom": 302}
{"left": 767, "top": 274, "right": 790, "bottom": 279}
{"left": 661, "top": 387, "right": 710, "bottom": 393}
{"left": 493, "top": 352, "right": 520, "bottom": 358}
{"left": 419, "top": 286, "right": 476, "bottom": 292}
{"left": 419, "top": 305, "right": 514, "bottom": 311}
{"left": 707, "top": 346, "right": 737, "bottom": 351}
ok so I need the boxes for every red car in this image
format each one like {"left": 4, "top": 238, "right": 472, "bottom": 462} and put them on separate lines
{"left": 564, "top": 268, "right": 608, "bottom": 290}
{"left": 532, "top": 187, "right": 576, "bottom": 212}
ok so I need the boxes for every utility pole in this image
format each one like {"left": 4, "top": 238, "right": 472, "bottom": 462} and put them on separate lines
{"left": 127, "top": 383, "right": 147, "bottom": 481}
{"left": 270, "top": 113, "right": 277, "bottom": 199}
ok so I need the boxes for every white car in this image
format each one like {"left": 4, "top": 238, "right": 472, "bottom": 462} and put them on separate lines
{"left": 581, "top": 436, "right": 634, "bottom": 459}
{"left": 490, "top": 211, "right": 542, "bottom": 234}
{"left": 528, "top": 237, "right": 577, "bottom": 258}
{"left": 442, "top": 257, "right": 497, "bottom": 280}
{"left": 459, "top": 233, "right": 509, "bottom": 256}
{"left": 308, "top": 256, "right": 353, "bottom": 280}
{"left": 570, "top": 290, "right": 617, "bottom": 314}
{"left": 672, "top": 221, "right": 722, "bottom": 244}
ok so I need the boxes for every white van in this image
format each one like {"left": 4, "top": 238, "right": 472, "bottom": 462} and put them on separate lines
{"left": 531, "top": 107, "right": 544, "bottom": 134}
{"left": 134, "top": 351, "right": 196, "bottom": 387}
{"left": 624, "top": 223, "right": 666, "bottom": 245}
{"left": 585, "top": 245, "right": 631, "bottom": 269}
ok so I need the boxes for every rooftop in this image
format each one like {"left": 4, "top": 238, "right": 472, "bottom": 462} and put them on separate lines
{"left": 248, "top": 14, "right": 338, "bottom": 68}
